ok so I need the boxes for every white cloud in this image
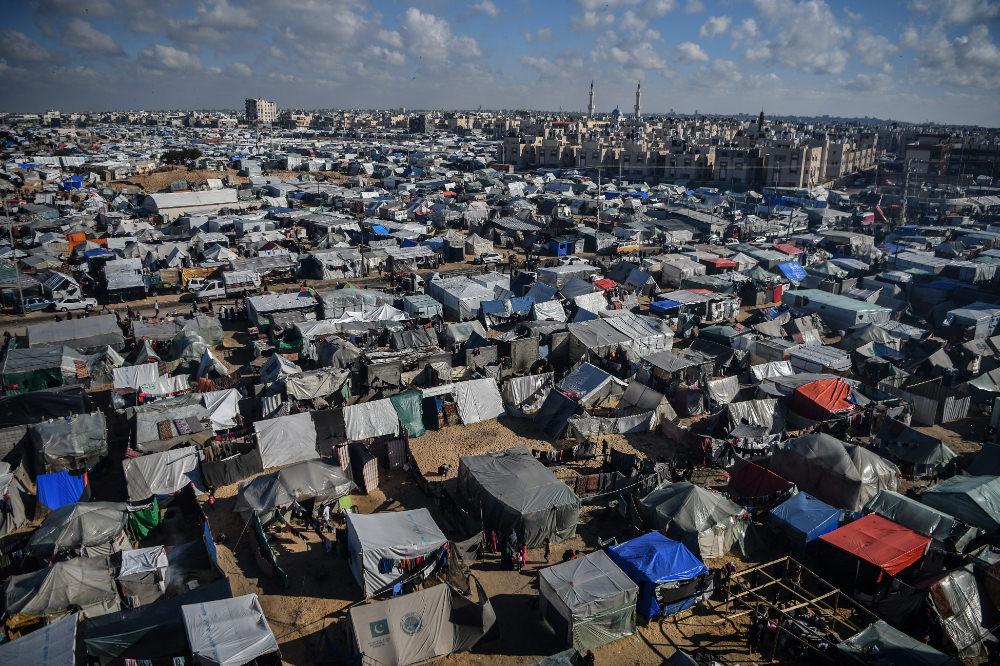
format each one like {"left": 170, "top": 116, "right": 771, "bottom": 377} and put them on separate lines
{"left": 0, "top": 29, "right": 55, "bottom": 62}
{"left": 572, "top": 10, "right": 615, "bottom": 30}
{"left": 139, "top": 44, "right": 202, "bottom": 71}
{"left": 695, "top": 58, "right": 743, "bottom": 87}
{"left": 646, "top": 0, "right": 677, "bottom": 16}
{"left": 911, "top": 0, "right": 1000, "bottom": 24}
{"left": 402, "top": 8, "right": 479, "bottom": 63}
{"left": 378, "top": 29, "right": 403, "bottom": 48}
{"left": 230, "top": 62, "right": 253, "bottom": 77}
{"left": 63, "top": 18, "right": 123, "bottom": 56}
{"left": 525, "top": 27, "right": 554, "bottom": 43}
{"left": 749, "top": 0, "right": 852, "bottom": 75}
{"left": 521, "top": 53, "right": 585, "bottom": 78}
{"left": 684, "top": 0, "right": 705, "bottom": 13}
{"left": 908, "top": 24, "right": 1000, "bottom": 88}
{"left": 471, "top": 0, "right": 499, "bottom": 17}
{"left": 699, "top": 15, "right": 731, "bottom": 38}
{"left": 855, "top": 30, "right": 897, "bottom": 72}
{"left": 198, "top": 0, "right": 258, "bottom": 29}
{"left": 730, "top": 18, "right": 760, "bottom": 43}
{"left": 842, "top": 72, "right": 892, "bottom": 91}
{"left": 676, "top": 41, "right": 709, "bottom": 62}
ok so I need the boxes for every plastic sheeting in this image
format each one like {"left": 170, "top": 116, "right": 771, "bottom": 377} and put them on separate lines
{"left": 502, "top": 373, "right": 553, "bottom": 418}
{"left": 567, "top": 412, "right": 656, "bottom": 439}
{"left": 235, "top": 459, "right": 355, "bottom": 519}
{"left": 346, "top": 509, "right": 447, "bottom": 596}
{"left": 837, "top": 620, "right": 961, "bottom": 666}
{"left": 458, "top": 447, "right": 580, "bottom": 548}
{"left": 705, "top": 376, "right": 739, "bottom": 407}
{"left": 260, "top": 354, "right": 302, "bottom": 384}
{"left": 344, "top": 399, "right": 401, "bottom": 441}
{"left": 767, "top": 433, "right": 899, "bottom": 511}
{"left": 640, "top": 481, "right": 743, "bottom": 559}
{"left": 202, "top": 389, "right": 241, "bottom": 429}
{"left": 181, "top": 594, "right": 279, "bottom": 666}
{"left": 36, "top": 470, "right": 86, "bottom": 510}
{"left": 123, "top": 446, "right": 203, "bottom": 500}
{"left": 254, "top": 412, "right": 318, "bottom": 469}
{"left": 725, "top": 399, "right": 783, "bottom": 435}
{"left": 453, "top": 378, "right": 505, "bottom": 425}
{"left": 119, "top": 545, "right": 168, "bottom": 578}
{"left": 0, "top": 611, "right": 77, "bottom": 665}
{"left": 539, "top": 549, "right": 638, "bottom": 652}
{"left": 349, "top": 579, "right": 496, "bottom": 666}
{"left": 929, "top": 568, "right": 992, "bottom": 660}
{"left": 5, "top": 557, "right": 120, "bottom": 619}
{"left": 533, "top": 300, "right": 567, "bottom": 322}
{"left": 285, "top": 368, "right": 350, "bottom": 401}
{"left": 607, "top": 532, "right": 708, "bottom": 620}
{"left": 30, "top": 411, "right": 107, "bottom": 472}
{"left": 769, "top": 492, "right": 842, "bottom": 545}
{"left": 864, "top": 490, "right": 962, "bottom": 542}
{"left": 921, "top": 475, "right": 1000, "bottom": 534}
{"left": 28, "top": 501, "right": 127, "bottom": 556}
{"left": 820, "top": 513, "right": 930, "bottom": 576}
{"left": 390, "top": 391, "right": 425, "bottom": 437}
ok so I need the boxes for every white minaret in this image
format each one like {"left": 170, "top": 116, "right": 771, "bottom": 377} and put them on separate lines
{"left": 633, "top": 80, "right": 641, "bottom": 120}
{"left": 587, "top": 80, "right": 595, "bottom": 118}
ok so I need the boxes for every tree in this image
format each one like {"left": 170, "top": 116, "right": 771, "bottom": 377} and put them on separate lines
{"left": 160, "top": 148, "right": 203, "bottom": 165}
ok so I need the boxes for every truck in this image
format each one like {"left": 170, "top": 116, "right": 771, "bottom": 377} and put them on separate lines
{"left": 189, "top": 270, "right": 262, "bottom": 301}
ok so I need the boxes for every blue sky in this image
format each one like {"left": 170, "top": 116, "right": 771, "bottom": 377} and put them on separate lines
{"left": 0, "top": 0, "right": 998, "bottom": 125}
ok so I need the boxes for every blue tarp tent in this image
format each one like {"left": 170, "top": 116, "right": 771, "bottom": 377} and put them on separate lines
{"left": 607, "top": 531, "right": 708, "bottom": 619}
{"left": 370, "top": 225, "right": 389, "bottom": 236}
{"left": 649, "top": 299, "right": 683, "bottom": 315}
{"left": 769, "top": 492, "right": 842, "bottom": 549}
{"left": 36, "top": 471, "right": 86, "bottom": 510}
{"left": 777, "top": 261, "right": 806, "bottom": 282}
{"left": 62, "top": 176, "right": 84, "bottom": 191}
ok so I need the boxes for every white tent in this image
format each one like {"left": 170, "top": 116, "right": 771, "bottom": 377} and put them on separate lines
{"left": 344, "top": 399, "right": 401, "bottom": 441}
{"left": 254, "top": 412, "right": 318, "bottom": 469}
{"left": 453, "top": 378, "right": 505, "bottom": 424}
{"left": 346, "top": 509, "right": 447, "bottom": 597}
{"left": 112, "top": 362, "right": 159, "bottom": 391}
{"left": 202, "top": 389, "right": 241, "bottom": 429}
{"left": 0, "top": 611, "right": 77, "bottom": 665}
{"left": 123, "top": 446, "right": 203, "bottom": 500}
{"left": 181, "top": 594, "right": 279, "bottom": 666}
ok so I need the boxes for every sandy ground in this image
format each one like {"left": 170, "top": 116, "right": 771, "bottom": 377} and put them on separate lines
{"left": 110, "top": 167, "right": 350, "bottom": 193}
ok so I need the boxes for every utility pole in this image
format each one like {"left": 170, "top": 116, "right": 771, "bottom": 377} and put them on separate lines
{"left": 900, "top": 159, "right": 911, "bottom": 228}
{"left": 1, "top": 197, "right": 24, "bottom": 307}
{"left": 596, "top": 166, "right": 601, "bottom": 232}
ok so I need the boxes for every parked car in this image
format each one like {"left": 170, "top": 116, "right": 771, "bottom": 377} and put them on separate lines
{"left": 558, "top": 256, "right": 591, "bottom": 266}
{"left": 14, "top": 297, "right": 54, "bottom": 314}
{"left": 51, "top": 296, "right": 98, "bottom": 312}
{"left": 475, "top": 252, "right": 502, "bottom": 265}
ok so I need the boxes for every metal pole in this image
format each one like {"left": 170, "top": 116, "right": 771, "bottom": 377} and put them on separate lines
{"left": 1, "top": 197, "right": 23, "bottom": 307}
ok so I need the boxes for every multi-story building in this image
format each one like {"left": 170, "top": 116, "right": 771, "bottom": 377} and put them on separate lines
{"left": 245, "top": 98, "right": 278, "bottom": 125}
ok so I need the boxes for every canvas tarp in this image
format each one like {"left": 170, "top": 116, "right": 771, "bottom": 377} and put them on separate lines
{"left": 5, "top": 557, "right": 120, "bottom": 619}
{"left": 28, "top": 501, "right": 127, "bottom": 556}
{"left": 0, "top": 611, "right": 77, "bottom": 665}
{"left": 0, "top": 465, "right": 32, "bottom": 536}
{"left": 639, "top": 481, "right": 743, "bottom": 559}
{"left": 837, "top": 620, "right": 960, "bottom": 666}
{"left": 606, "top": 532, "right": 708, "bottom": 620}
{"left": 533, "top": 300, "right": 567, "bottom": 322}
{"left": 865, "top": 490, "right": 964, "bottom": 542}
{"left": 123, "top": 446, "right": 203, "bottom": 500}
{"left": 767, "top": 433, "right": 899, "bottom": 511}
{"left": 346, "top": 509, "right": 447, "bottom": 597}
{"left": 751, "top": 361, "right": 793, "bottom": 381}
{"left": 921, "top": 475, "right": 1000, "bottom": 534}
{"left": 113, "top": 363, "right": 159, "bottom": 391}
{"left": 201, "top": 389, "right": 241, "bottom": 429}
{"left": 235, "top": 459, "right": 355, "bottom": 519}
{"left": 0, "top": 385, "right": 88, "bottom": 427}
{"left": 705, "top": 376, "right": 739, "bottom": 407}
{"left": 28, "top": 314, "right": 124, "bottom": 351}
{"left": 133, "top": 399, "right": 210, "bottom": 452}
{"left": 31, "top": 411, "right": 107, "bottom": 471}
{"left": 872, "top": 418, "right": 957, "bottom": 475}
{"left": 453, "top": 378, "right": 505, "bottom": 425}
{"left": 285, "top": 368, "right": 350, "bottom": 401}
{"left": 181, "top": 594, "right": 279, "bottom": 666}
{"left": 791, "top": 378, "right": 855, "bottom": 420}
{"left": 254, "top": 412, "right": 318, "bottom": 469}
{"left": 502, "top": 373, "right": 553, "bottom": 418}
{"left": 260, "top": 354, "right": 301, "bottom": 384}
{"left": 928, "top": 568, "right": 993, "bottom": 661}
{"left": 458, "top": 447, "right": 580, "bottom": 548}
{"left": 349, "top": 579, "right": 496, "bottom": 666}
{"left": 390, "top": 391, "right": 425, "bottom": 437}
{"left": 539, "top": 549, "right": 638, "bottom": 651}
{"left": 344, "top": 399, "right": 401, "bottom": 441}
{"left": 558, "top": 363, "right": 620, "bottom": 405}
{"left": 567, "top": 412, "right": 657, "bottom": 439}
{"left": 821, "top": 513, "right": 930, "bottom": 577}
{"left": 726, "top": 399, "right": 784, "bottom": 435}
{"left": 769, "top": 492, "right": 843, "bottom": 545}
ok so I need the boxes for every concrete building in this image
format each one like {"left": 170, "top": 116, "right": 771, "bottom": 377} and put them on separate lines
{"left": 245, "top": 98, "right": 278, "bottom": 125}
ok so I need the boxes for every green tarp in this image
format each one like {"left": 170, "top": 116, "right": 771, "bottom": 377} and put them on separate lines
{"left": 128, "top": 497, "right": 160, "bottom": 540}
{"left": 390, "top": 390, "right": 425, "bottom": 438}
{"left": 252, "top": 511, "right": 288, "bottom": 587}
{"left": 3, "top": 368, "right": 63, "bottom": 394}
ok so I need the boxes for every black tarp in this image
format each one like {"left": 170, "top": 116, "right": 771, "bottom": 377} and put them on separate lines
{"left": 81, "top": 578, "right": 233, "bottom": 659}
{"left": 0, "top": 386, "right": 89, "bottom": 427}
{"left": 198, "top": 448, "right": 264, "bottom": 488}
{"left": 534, "top": 391, "right": 579, "bottom": 439}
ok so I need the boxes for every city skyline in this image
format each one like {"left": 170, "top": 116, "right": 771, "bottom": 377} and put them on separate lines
{"left": 0, "top": 0, "right": 998, "bottom": 126}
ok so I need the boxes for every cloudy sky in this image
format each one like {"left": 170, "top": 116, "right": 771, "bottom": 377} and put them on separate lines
{"left": 0, "top": 0, "right": 998, "bottom": 125}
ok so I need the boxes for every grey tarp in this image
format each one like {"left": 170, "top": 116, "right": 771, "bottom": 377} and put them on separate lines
{"left": 30, "top": 411, "right": 107, "bottom": 471}
{"left": 344, "top": 398, "right": 400, "bottom": 440}
{"left": 864, "top": 490, "right": 964, "bottom": 542}
{"left": 458, "top": 447, "right": 580, "bottom": 548}
{"left": 123, "top": 446, "right": 203, "bottom": 500}
{"left": 0, "top": 611, "right": 77, "bottom": 665}
{"left": 557, "top": 363, "right": 618, "bottom": 405}
{"left": 28, "top": 314, "right": 124, "bottom": 351}
{"left": 927, "top": 568, "right": 994, "bottom": 661}
{"left": 639, "top": 481, "right": 743, "bottom": 559}
{"left": 131, "top": 395, "right": 209, "bottom": 452}
{"left": 750, "top": 361, "right": 793, "bottom": 381}
{"left": 202, "top": 389, "right": 241, "bottom": 429}
{"left": 0, "top": 463, "right": 30, "bottom": 537}
{"left": 5, "top": 557, "right": 120, "bottom": 619}
{"left": 28, "top": 501, "right": 127, "bottom": 557}
{"left": 872, "top": 418, "right": 957, "bottom": 475}
{"left": 502, "top": 373, "right": 553, "bottom": 417}
{"left": 349, "top": 579, "right": 496, "bottom": 666}
{"left": 767, "top": 433, "right": 899, "bottom": 511}
{"left": 567, "top": 412, "right": 657, "bottom": 439}
{"left": 346, "top": 509, "right": 447, "bottom": 597}
{"left": 921, "top": 475, "right": 1000, "bottom": 534}
{"left": 837, "top": 620, "right": 960, "bottom": 666}
{"left": 181, "top": 594, "right": 279, "bottom": 666}
{"left": 235, "top": 459, "right": 355, "bottom": 520}
{"left": 726, "top": 399, "right": 784, "bottom": 435}
{"left": 254, "top": 412, "right": 318, "bottom": 469}
{"left": 539, "top": 549, "right": 638, "bottom": 651}
{"left": 453, "top": 378, "right": 505, "bottom": 424}
{"left": 534, "top": 390, "right": 580, "bottom": 439}
{"left": 705, "top": 376, "right": 740, "bottom": 407}
{"left": 285, "top": 368, "right": 350, "bottom": 400}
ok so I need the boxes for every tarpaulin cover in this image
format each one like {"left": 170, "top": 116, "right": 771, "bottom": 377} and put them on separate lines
{"left": 767, "top": 433, "right": 899, "bottom": 511}
{"left": 200, "top": 449, "right": 264, "bottom": 489}
{"left": 28, "top": 314, "right": 124, "bottom": 351}
{"left": 128, "top": 497, "right": 160, "bottom": 540}
{"left": 201, "top": 389, "right": 241, "bottom": 429}
{"left": 534, "top": 390, "right": 579, "bottom": 438}
{"left": 5, "top": 557, "right": 119, "bottom": 618}
{"left": 0, "top": 465, "right": 30, "bottom": 536}
{"left": 28, "top": 501, "right": 127, "bottom": 556}
{"left": 0, "top": 385, "right": 88, "bottom": 427}
{"left": 123, "top": 446, "right": 203, "bottom": 500}
{"left": 349, "top": 579, "right": 496, "bottom": 666}
{"left": 390, "top": 391, "right": 425, "bottom": 437}
{"left": 607, "top": 532, "right": 707, "bottom": 619}
{"left": 872, "top": 418, "right": 957, "bottom": 473}
{"left": 567, "top": 412, "right": 656, "bottom": 438}
{"left": 928, "top": 568, "right": 992, "bottom": 660}
{"left": 285, "top": 368, "right": 350, "bottom": 401}
{"left": 539, "top": 549, "right": 638, "bottom": 651}
{"left": 921, "top": 475, "right": 1000, "bottom": 534}
{"left": 558, "top": 363, "right": 616, "bottom": 404}
{"left": 533, "top": 300, "right": 567, "bottom": 322}
{"left": 235, "top": 459, "right": 355, "bottom": 519}
{"left": 705, "top": 376, "right": 739, "bottom": 406}
{"left": 118, "top": 545, "right": 168, "bottom": 578}
{"left": 259, "top": 354, "right": 301, "bottom": 384}
{"left": 769, "top": 492, "right": 842, "bottom": 544}
{"left": 36, "top": 470, "right": 86, "bottom": 510}
{"left": 791, "top": 378, "right": 855, "bottom": 420}
{"left": 502, "top": 373, "right": 553, "bottom": 417}
{"left": 820, "top": 513, "right": 930, "bottom": 576}
{"left": 837, "top": 620, "right": 961, "bottom": 666}
{"left": 864, "top": 490, "right": 960, "bottom": 541}
{"left": 726, "top": 458, "right": 794, "bottom": 501}
{"left": 82, "top": 578, "right": 233, "bottom": 659}
{"left": 181, "top": 593, "right": 279, "bottom": 666}
{"left": 30, "top": 411, "right": 107, "bottom": 471}
{"left": 458, "top": 447, "right": 580, "bottom": 548}
{"left": 453, "top": 378, "right": 505, "bottom": 425}
{"left": 777, "top": 261, "right": 806, "bottom": 282}
{"left": 346, "top": 509, "right": 447, "bottom": 596}
{"left": 0, "top": 611, "right": 77, "bottom": 665}
{"left": 639, "top": 481, "right": 743, "bottom": 559}
{"left": 344, "top": 398, "right": 400, "bottom": 440}
{"left": 254, "top": 411, "right": 318, "bottom": 469}
{"left": 725, "top": 399, "right": 784, "bottom": 435}
{"left": 112, "top": 363, "right": 159, "bottom": 391}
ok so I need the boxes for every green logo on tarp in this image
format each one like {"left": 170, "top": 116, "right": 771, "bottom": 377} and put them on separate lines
{"left": 400, "top": 612, "right": 423, "bottom": 635}
{"left": 370, "top": 619, "right": 390, "bottom": 638}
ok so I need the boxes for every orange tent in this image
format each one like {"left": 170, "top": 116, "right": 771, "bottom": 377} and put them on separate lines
{"left": 791, "top": 377, "right": 855, "bottom": 421}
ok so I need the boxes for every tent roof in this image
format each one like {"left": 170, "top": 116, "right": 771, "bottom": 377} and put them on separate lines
{"left": 0, "top": 611, "right": 77, "bottom": 665}
{"left": 837, "top": 620, "right": 961, "bottom": 666}
{"left": 235, "top": 460, "right": 354, "bottom": 516}
{"left": 864, "top": 490, "right": 961, "bottom": 542}
{"left": 459, "top": 447, "right": 579, "bottom": 517}
{"left": 820, "top": 513, "right": 930, "bottom": 576}
{"left": 181, "top": 594, "right": 278, "bottom": 666}
{"left": 769, "top": 492, "right": 842, "bottom": 542}
{"left": 5, "top": 556, "right": 117, "bottom": 617}
{"left": 28, "top": 501, "right": 126, "bottom": 555}
{"left": 921, "top": 475, "right": 1000, "bottom": 533}
{"left": 540, "top": 549, "right": 637, "bottom": 619}
{"left": 640, "top": 481, "right": 743, "bottom": 534}
{"left": 606, "top": 531, "right": 707, "bottom": 585}
{"left": 346, "top": 508, "right": 446, "bottom": 553}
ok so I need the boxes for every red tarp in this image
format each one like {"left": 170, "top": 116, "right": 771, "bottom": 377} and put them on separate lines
{"left": 726, "top": 458, "right": 793, "bottom": 500}
{"left": 820, "top": 514, "right": 930, "bottom": 576}
{"left": 791, "top": 378, "right": 855, "bottom": 421}
{"left": 701, "top": 258, "right": 737, "bottom": 269}
{"left": 773, "top": 243, "right": 803, "bottom": 255}
{"left": 593, "top": 278, "right": 617, "bottom": 290}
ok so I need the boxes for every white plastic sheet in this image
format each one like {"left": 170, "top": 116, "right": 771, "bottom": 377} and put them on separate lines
{"left": 344, "top": 399, "right": 401, "bottom": 441}
{"left": 202, "top": 389, "right": 241, "bottom": 429}
{"left": 751, "top": 361, "right": 793, "bottom": 381}
{"left": 123, "top": 446, "right": 203, "bottom": 500}
{"left": 112, "top": 363, "right": 159, "bottom": 391}
{"left": 254, "top": 412, "right": 318, "bottom": 469}
{"left": 454, "top": 378, "right": 505, "bottom": 425}
{"left": 181, "top": 594, "right": 279, "bottom": 666}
